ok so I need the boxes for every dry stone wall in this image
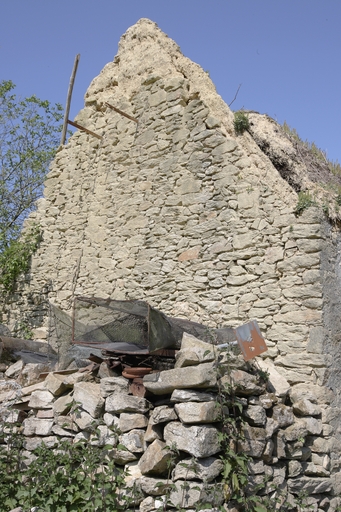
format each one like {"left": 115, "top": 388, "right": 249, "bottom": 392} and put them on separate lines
{"left": 1, "top": 334, "right": 339, "bottom": 511}
{"left": 0, "top": 17, "right": 341, "bottom": 503}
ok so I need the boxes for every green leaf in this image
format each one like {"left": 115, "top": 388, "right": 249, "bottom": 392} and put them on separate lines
{"left": 223, "top": 460, "right": 232, "bottom": 479}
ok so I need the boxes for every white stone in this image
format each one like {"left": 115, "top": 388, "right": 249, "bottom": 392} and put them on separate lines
{"left": 257, "top": 359, "right": 290, "bottom": 398}
{"left": 163, "top": 422, "right": 220, "bottom": 458}
{"left": 143, "top": 363, "right": 216, "bottom": 395}
{"left": 73, "top": 382, "right": 104, "bottom": 418}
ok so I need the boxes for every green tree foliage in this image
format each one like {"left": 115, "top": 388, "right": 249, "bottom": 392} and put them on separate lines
{"left": 0, "top": 80, "right": 63, "bottom": 250}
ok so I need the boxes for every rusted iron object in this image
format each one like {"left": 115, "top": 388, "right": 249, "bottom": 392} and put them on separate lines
{"left": 234, "top": 320, "right": 268, "bottom": 362}
{"left": 122, "top": 367, "right": 152, "bottom": 379}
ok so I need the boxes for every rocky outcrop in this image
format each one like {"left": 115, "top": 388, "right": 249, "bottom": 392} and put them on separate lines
{"left": 247, "top": 112, "right": 341, "bottom": 220}
{"left": 1, "top": 335, "right": 339, "bottom": 511}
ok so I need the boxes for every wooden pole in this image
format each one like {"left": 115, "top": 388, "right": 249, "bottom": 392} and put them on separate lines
{"left": 105, "top": 102, "right": 138, "bottom": 123}
{"left": 60, "top": 54, "right": 80, "bottom": 145}
{"left": 67, "top": 120, "right": 102, "bottom": 140}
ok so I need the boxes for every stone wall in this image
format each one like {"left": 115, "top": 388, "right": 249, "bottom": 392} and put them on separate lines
{"left": 1, "top": 334, "right": 339, "bottom": 511}
{"left": 1, "top": 17, "right": 341, "bottom": 502}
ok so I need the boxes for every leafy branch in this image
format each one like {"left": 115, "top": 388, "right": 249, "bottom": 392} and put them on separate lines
{"left": 0, "top": 223, "right": 41, "bottom": 292}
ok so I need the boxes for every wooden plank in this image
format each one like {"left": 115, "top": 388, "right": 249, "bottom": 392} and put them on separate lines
{"left": 60, "top": 54, "right": 80, "bottom": 145}
{"left": 105, "top": 102, "right": 138, "bottom": 123}
{"left": 67, "top": 120, "right": 103, "bottom": 140}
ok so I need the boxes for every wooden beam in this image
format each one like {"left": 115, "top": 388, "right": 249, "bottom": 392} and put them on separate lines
{"left": 105, "top": 102, "right": 138, "bottom": 123}
{"left": 67, "top": 120, "right": 102, "bottom": 140}
{"left": 60, "top": 54, "right": 80, "bottom": 145}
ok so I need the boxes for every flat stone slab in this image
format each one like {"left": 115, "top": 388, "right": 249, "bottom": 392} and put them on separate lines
{"left": 288, "top": 476, "right": 332, "bottom": 494}
{"left": 170, "top": 389, "right": 217, "bottom": 403}
{"left": 173, "top": 456, "right": 223, "bottom": 482}
{"left": 105, "top": 394, "right": 151, "bottom": 414}
{"left": 175, "top": 401, "right": 220, "bottom": 424}
{"left": 143, "top": 363, "right": 216, "bottom": 395}
{"left": 28, "top": 390, "right": 55, "bottom": 409}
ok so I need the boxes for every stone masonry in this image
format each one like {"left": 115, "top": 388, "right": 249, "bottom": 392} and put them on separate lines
{"left": 1, "top": 334, "right": 339, "bottom": 511}
{"left": 1, "top": 18, "right": 341, "bottom": 504}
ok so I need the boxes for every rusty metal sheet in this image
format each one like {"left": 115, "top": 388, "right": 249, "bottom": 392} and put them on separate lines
{"left": 234, "top": 320, "right": 268, "bottom": 361}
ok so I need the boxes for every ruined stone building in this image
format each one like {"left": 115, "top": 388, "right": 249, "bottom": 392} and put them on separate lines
{"left": 1, "top": 18, "right": 341, "bottom": 505}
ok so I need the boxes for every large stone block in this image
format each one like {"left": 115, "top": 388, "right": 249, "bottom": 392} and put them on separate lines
{"left": 105, "top": 394, "right": 150, "bottom": 414}
{"left": 173, "top": 456, "right": 223, "bottom": 482}
{"left": 288, "top": 476, "right": 332, "bottom": 494}
{"left": 119, "top": 412, "right": 148, "bottom": 432}
{"left": 5, "top": 360, "right": 23, "bottom": 379}
{"left": 44, "top": 373, "right": 69, "bottom": 396}
{"left": 292, "top": 398, "right": 322, "bottom": 417}
{"left": 138, "top": 440, "right": 173, "bottom": 475}
{"left": 119, "top": 429, "right": 146, "bottom": 453}
{"left": 163, "top": 422, "right": 220, "bottom": 458}
{"left": 272, "top": 404, "right": 295, "bottom": 428}
{"left": 174, "top": 401, "right": 220, "bottom": 424}
{"left": 143, "top": 363, "right": 217, "bottom": 395}
{"left": 175, "top": 333, "right": 215, "bottom": 368}
{"left": 221, "top": 369, "right": 264, "bottom": 396}
{"left": 23, "top": 417, "right": 54, "bottom": 436}
{"left": 28, "top": 390, "right": 55, "bottom": 409}
{"left": 243, "top": 405, "right": 267, "bottom": 426}
{"left": 73, "top": 382, "right": 104, "bottom": 418}
{"left": 150, "top": 405, "right": 178, "bottom": 425}
{"left": 53, "top": 392, "right": 73, "bottom": 415}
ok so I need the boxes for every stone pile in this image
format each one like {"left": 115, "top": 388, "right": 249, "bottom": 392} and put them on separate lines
{"left": 0, "top": 333, "right": 338, "bottom": 511}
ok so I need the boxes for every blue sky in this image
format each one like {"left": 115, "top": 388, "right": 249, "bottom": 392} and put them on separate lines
{"left": 1, "top": 1, "right": 340, "bottom": 163}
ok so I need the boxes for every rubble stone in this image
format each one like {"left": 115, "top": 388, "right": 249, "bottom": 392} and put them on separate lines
{"left": 105, "top": 394, "right": 150, "bottom": 414}
{"left": 119, "top": 429, "right": 147, "bottom": 453}
{"left": 164, "top": 421, "right": 220, "bottom": 458}
{"left": 28, "top": 390, "right": 55, "bottom": 409}
{"left": 143, "top": 363, "right": 216, "bottom": 395}
{"left": 150, "top": 405, "right": 178, "bottom": 424}
{"left": 100, "top": 376, "right": 130, "bottom": 397}
{"left": 119, "top": 412, "right": 148, "bottom": 432}
{"left": 172, "top": 456, "right": 223, "bottom": 482}
{"left": 73, "top": 382, "right": 104, "bottom": 418}
{"left": 174, "top": 401, "right": 220, "bottom": 424}
{"left": 5, "top": 360, "right": 24, "bottom": 379}
{"left": 138, "top": 440, "right": 173, "bottom": 475}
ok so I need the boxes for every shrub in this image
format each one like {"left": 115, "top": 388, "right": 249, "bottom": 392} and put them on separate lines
{"left": 294, "top": 191, "right": 316, "bottom": 216}
{"left": 234, "top": 111, "right": 250, "bottom": 135}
